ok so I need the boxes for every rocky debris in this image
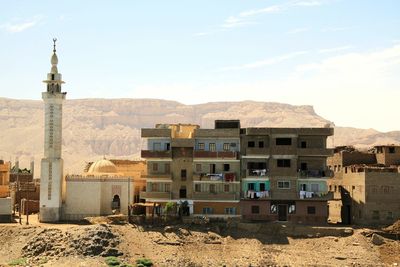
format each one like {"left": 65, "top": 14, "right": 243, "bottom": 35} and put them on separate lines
{"left": 164, "top": 226, "right": 175, "bottom": 233}
{"left": 371, "top": 233, "right": 385, "bottom": 246}
{"left": 22, "top": 224, "right": 122, "bottom": 260}
{"left": 384, "top": 220, "right": 400, "bottom": 235}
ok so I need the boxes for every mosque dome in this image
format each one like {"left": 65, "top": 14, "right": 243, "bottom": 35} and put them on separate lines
{"left": 51, "top": 53, "right": 58, "bottom": 65}
{"left": 87, "top": 159, "right": 118, "bottom": 174}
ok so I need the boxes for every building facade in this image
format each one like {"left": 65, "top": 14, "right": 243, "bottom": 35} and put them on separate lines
{"left": 327, "top": 145, "right": 400, "bottom": 225}
{"left": 140, "top": 121, "right": 334, "bottom": 223}
{"left": 240, "top": 127, "right": 334, "bottom": 223}
{"left": 39, "top": 39, "right": 66, "bottom": 222}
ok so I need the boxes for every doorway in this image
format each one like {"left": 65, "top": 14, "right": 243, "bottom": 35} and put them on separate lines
{"left": 179, "top": 186, "right": 187, "bottom": 198}
{"left": 278, "top": 204, "right": 287, "bottom": 221}
{"left": 112, "top": 195, "right": 121, "bottom": 210}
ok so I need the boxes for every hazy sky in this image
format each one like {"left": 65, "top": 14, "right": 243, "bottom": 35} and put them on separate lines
{"left": 0, "top": 0, "right": 399, "bottom": 132}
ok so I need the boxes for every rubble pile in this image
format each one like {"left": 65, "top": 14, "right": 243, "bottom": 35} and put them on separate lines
{"left": 22, "top": 224, "right": 121, "bottom": 259}
{"left": 384, "top": 220, "right": 400, "bottom": 235}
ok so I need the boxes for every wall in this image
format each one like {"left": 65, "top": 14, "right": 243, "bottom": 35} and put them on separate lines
{"left": 0, "top": 198, "right": 12, "bottom": 222}
{"left": 194, "top": 138, "right": 239, "bottom": 152}
{"left": 193, "top": 201, "right": 240, "bottom": 216}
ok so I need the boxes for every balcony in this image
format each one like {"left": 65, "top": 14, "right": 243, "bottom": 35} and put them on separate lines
{"left": 298, "top": 169, "right": 333, "bottom": 178}
{"left": 193, "top": 172, "right": 237, "bottom": 182}
{"left": 192, "top": 192, "right": 240, "bottom": 201}
{"left": 242, "top": 190, "right": 271, "bottom": 200}
{"left": 245, "top": 147, "right": 270, "bottom": 155}
{"left": 270, "top": 146, "right": 297, "bottom": 155}
{"left": 140, "top": 191, "right": 172, "bottom": 199}
{"left": 299, "top": 191, "right": 333, "bottom": 200}
{"left": 193, "top": 151, "right": 238, "bottom": 159}
{"left": 244, "top": 169, "right": 269, "bottom": 177}
{"left": 141, "top": 150, "right": 172, "bottom": 158}
{"left": 298, "top": 148, "right": 334, "bottom": 157}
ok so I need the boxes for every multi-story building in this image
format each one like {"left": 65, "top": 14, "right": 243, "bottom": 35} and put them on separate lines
{"left": 140, "top": 121, "right": 241, "bottom": 217}
{"left": 140, "top": 121, "right": 334, "bottom": 222}
{"left": 327, "top": 145, "right": 400, "bottom": 225}
{"left": 240, "top": 127, "right": 334, "bottom": 223}
{"left": 0, "top": 160, "right": 11, "bottom": 198}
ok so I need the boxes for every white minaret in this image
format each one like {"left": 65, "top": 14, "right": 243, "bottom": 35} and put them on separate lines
{"left": 39, "top": 39, "right": 66, "bottom": 222}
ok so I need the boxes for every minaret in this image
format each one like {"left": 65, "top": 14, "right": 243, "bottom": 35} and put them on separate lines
{"left": 39, "top": 38, "right": 66, "bottom": 222}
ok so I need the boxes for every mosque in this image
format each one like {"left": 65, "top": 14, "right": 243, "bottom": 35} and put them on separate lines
{"left": 39, "top": 40, "right": 145, "bottom": 222}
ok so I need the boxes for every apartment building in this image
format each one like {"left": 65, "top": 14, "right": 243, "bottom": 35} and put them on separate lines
{"left": 240, "top": 127, "right": 334, "bottom": 223}
{"left": 140, "top": 121, "right": 241, "bottom": 217}
{"left": 327, "top": 145, "right": 400, "bottom": 225}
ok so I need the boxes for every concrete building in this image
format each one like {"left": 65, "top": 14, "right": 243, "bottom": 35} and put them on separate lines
{"left": 140, "top": 121, "right": 334, "bottom": 222}
{"left": 0, "top": 160, "right": 11, "bottom": 198}
{"left": 140, "top": 121, "right": 242, "bottom": 217}
{"left": 240, "top": 127, "right": 334, "bottom": 223}
{"left": 39, "top": 39, "right": 67, "bottom": 222}
{"left": 63, "top": 159, "right": 133, "bottom": 220}
{"left": 327, "top": 145, "right": 400, "bottom": 225}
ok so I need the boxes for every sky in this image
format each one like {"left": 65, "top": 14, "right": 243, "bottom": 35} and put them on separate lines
{"left": 0, "top": 0, "right": 399, "bottom": 132}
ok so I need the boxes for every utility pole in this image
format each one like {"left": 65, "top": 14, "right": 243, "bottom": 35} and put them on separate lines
{"left": 128, "top": 176, "right": 131, "bottom": 223}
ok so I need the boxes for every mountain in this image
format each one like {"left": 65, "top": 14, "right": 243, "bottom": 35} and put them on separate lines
{"left": 0, "top": 97, "right": 399, "bottom": 175}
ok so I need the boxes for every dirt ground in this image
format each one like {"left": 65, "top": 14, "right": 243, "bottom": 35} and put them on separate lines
{"left": 0, "top": 215, "right": 399, "bottom": 267}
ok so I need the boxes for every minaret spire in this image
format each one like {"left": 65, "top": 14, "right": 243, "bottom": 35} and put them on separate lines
{"left": 39, "top": 38, "right": 66, "bottom": 222}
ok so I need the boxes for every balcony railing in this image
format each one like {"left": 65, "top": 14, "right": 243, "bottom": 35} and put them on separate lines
{"left": 192, "top": 192, "right": 240, "bottom": 200}
{"left": 246, "top": 169, "right": 268, "bottom": 177}
{"left": 242, "top": 190, "right": 271, "bottom": 200}
{"left": 299, "top": 191, "right": 333, "bottom": 200}
{"left": 193, "top": 151, "right": 238, "bottom": 159}
{"left": 193, "top": 172, "right": 237, "bottom": 182}
{"left": 141, "top": 150, "right": 172, "bottom": 158}
{"left": 298, "top": 169, "right": 333, "bottom": 178}
{"left": 298, "top": 148, "right": 334, "bottom": 156}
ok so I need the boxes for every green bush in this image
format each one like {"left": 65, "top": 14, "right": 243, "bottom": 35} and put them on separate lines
{"left": 105, "top": 256, "right": 121, "bottom": 266}
{"left": 136, "top": 258, "right": 153, "bottom": 267}
{"left": 8, "top": 258, "right": 27, "bottom": 266}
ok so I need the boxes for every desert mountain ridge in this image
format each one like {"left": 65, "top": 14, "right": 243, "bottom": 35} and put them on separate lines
{"left": 0, "top": 97, "right": 399, "bottom": 175}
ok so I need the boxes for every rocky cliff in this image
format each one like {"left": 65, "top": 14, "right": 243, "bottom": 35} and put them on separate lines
{"left": 0, "top": 97, "right": 398, "bottom": 174}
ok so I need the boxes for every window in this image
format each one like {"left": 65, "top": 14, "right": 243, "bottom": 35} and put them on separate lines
{"left": 251, "top": 205, "right": 260, "bottom": 214}
{"left": 223, "top": 164, "right": 230, "bottom": 171}
{"left": 300, "top": 162, "right": 308, "bottom": 171}
{"left": 203, "top": 207, "right": 213, "bottom": 214}
{"left": 210, "top": 164, "right": 216, "bottom": 173}
{"left": 307, "top": 206, "right": 316, "bottom": 214}
{"left": 276, "top": 138, "right": 292, "bottom": 145}
{"left": 165, "top": 163, "right": 170, "bottom": 174}
{"left": 153, "top": 142, "right": 161, "bottom": 151}
{"left": 223, "top": 143, "right": 230, "bottom": 151}
{"left": 152, "top": 163, "right": 158, "bottom": 172}
{"left": 389, "top": 147, "right": 395, "bottom": 153}
{"left": 210, "top": 184, "right": 216, "bottom": 193}
{"left": 260, "top": 183, "right": 266, "bottom": 191}
{"left": 372, "top": 210, "right": 380, "bottom": 220}
{"left": 301, "top": 141, "right": 307, "bottom": 148}
{"left": 151, "top": 183, "right": 158, "bottom": 192}
{"left": 277, "top": 159, "right": 291, "bottom": 168}
{"left": 270, "top": 204, "right": 277, "bottom": 214}
{"left": 248, "top": 141, "right": 255, "bottom": 148}
{"left": 181, "top": 169, "right": 187, "bottom": 181}
{"left": 196, "top": 164, "right": 202, "bottom": 173}
{"left": 198, "top": 143, "right": 205, "bottom": 150}
{"left": 288, "top": 204, "right": 296, "bottom": 214}
{"left": 311, "top": 184, "right": 319, "bottom": 192}
{"left": 165, "top": 143, "right": 170, "bottom": 150}
{"left": 277, "top": 181, "right": 290, "bottom": 189}
{"left": 224, "top": 184, "right": 230, "bottom": 192}
{"left": 165, "top": 183, "right": 171, "bottom": 192}
{"left": 225, "top": 207, "right": 236, "bottom": 215}
{"left": 300, "top": 183, "right": 307, "bottom": 191}
{"left": 209, "top": 143, "right": 216, "bottom": 151}
{"left": 258, "top": 141, "right": 264, "bottom": 148}
{"left": 195, "top": 184, "right": 201, "bottom": 192}
{"left": 248, "top": 183, "right": 255, "bottom": 190}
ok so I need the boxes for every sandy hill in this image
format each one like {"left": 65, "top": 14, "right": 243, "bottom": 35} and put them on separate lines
{"left": 0, "top": 97, "right": 399, "bottom": 175}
